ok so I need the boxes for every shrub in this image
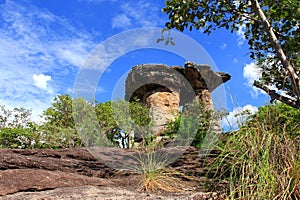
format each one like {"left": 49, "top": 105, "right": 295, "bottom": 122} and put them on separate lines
{"left": 0, "top": 122, "right": 43, "bottom": 149}
{"left": 212, "top": 103, "right": 300, "bottom": 199}
{"left": 162, "top": 100, "right": 213, "bottom": 148}
{"left": 246, "top": 102, "right": 300, "bottom": 139}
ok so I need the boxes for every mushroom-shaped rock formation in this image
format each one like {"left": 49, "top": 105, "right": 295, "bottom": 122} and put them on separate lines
{"left": 125, "top": 62, "right": 231, "bottom": 135}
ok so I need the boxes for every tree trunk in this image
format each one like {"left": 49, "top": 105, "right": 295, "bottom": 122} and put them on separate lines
{"left": 251, "top": 0, "right": 300, "bottom": 109}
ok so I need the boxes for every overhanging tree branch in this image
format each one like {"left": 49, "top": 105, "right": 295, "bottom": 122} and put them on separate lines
{"left": 253, "top": 81, "right": 299, "bottom": 109}
{"left": 163, "top": 0, "right": 300, "bottom": 109}
{"left": 251, "top": 0, "right": 300, "bottom": 107}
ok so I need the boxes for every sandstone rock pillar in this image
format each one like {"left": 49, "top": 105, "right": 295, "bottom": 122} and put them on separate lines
{"left": 125, "top": 62, "right": 231, "bottom": 138}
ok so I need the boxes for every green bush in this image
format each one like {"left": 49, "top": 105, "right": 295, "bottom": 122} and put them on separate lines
{"left": 212, "top": 103, "right": 300, "bottom": 199}
{"left": 40, "top": 95, "right": 149, "bottom": 148}
{"left": 0, "top": 95, "right": 215, "bottom": 150}
{"left": 0, "top": 122, "right": 42, "bottom": 149}
{"left": 162, "top": 100, "right": 213, "bottom": 148}
{"left": 246, "top": 102, "right": 300, "bottom": 139}
{"left": 95, "top": 99, "right": 151, "bottom": 148}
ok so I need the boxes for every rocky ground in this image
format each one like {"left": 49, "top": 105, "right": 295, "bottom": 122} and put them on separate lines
{"left": 0, "top": 147, "right": 227, "bottom": 199}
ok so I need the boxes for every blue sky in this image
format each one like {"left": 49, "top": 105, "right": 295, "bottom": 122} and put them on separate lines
{"left": 0, "top": 0, "right": 272, "bottom": 129}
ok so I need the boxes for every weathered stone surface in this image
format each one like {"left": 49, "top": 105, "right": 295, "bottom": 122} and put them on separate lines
{"left": 0, "top": 148, "right": 116, "bottom": 178}
{"left": 146, "top": 91, "right": 180, "bottom": 134}
{"left": 125, "top": 64, "right": 188, "bottom": 103}
{"left": 1, "top": 185, "right": 221, "bottom": 200}
{"left": 125, "top": 62, "right": 231, "bottom": 136}
{"left": 0, "top": 147, "right": 228, "bottom": 199}
{"left": 195, "top": 89, "right": 214, "bottom": 110}
{"left": 125, "top": 64, "right": 192, "bottom": 136}
{"left": 182, "top": 62, "right": 231, "bottom": 92}
{"left": 0, "top": 169, "right": 114, "bottom": 196}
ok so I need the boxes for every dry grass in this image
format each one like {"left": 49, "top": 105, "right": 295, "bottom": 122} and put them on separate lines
{"left": 138, "top": 170, "right": 189, "bottom": 192}
{"left": 133, "top": 148, "right": 197, "bottom": 192}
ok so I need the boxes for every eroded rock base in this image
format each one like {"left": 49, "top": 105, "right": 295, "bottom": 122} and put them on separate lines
{"left": 0, "top": 147, "right": 227, "bottom": 199}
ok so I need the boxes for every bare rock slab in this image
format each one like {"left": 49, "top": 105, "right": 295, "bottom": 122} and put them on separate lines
{"left": 1, "top": 185, "right": 220, "bottom": 200}
{"left": 0, "top": 169, "right": 114, "bottom": 196}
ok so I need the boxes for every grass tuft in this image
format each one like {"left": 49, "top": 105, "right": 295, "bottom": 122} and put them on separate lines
{"left": 138, "top": 169, "right": 187, "bottom": 192}
{"left": 133, "top": 147, "right": 194, "bottom": 192}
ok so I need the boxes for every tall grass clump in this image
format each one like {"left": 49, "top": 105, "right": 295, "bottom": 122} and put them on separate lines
{"left": 132, "top": 136, "right": 196, "bottom": 192}
{"left": 213, "top": 103, "right": 299, "bottom": 199}
{"left": 135, "top": 150, "right": 185, "bottom": 192}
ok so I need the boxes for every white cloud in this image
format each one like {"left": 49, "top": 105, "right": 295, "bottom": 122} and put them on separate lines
{"left": 221, "top": 104, "right": 258, "bottom": 131}
{"left": 0, "top": 0, "right": 98, "bottom": 122}
{"left": 243, "top": 62, "right": 264, "bottom": 98}
{"left": 243, "top": 62, "right": 261, "bottom": 84}
{"left": 236, "top": 24, "right": 246, "bottom": 46}
{"left": 33, "top": 74, "right": 51, "bottom": 90}
{"left": 111, "top": 0, "right": 163, "bottom": 29}
{"left": 112, "top": 14, "right": 132, "bottom": 29}
{"left": 243, "top": 61, "right": 292, "bottom": 100}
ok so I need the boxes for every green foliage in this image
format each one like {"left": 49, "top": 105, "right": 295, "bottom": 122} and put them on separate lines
{"left": 163, "top": 0, "right": 299, "bottom": 63}
{"left": 0, "top": 95, "right": 212, "bottom": 150}
{"left": 0, "top": 95, "right": 84, "bottom": 149}
{"left": 72, "top": 97, "right": 108, "bottom": 147}
{"left": 257, "top": 0, "right": 300, "bottom": 98}
{"left": 246, "top": 102, "right": 300, "bottom": 138}
{"left": 212, "top": 103, "right": 300, "bottom": 199}
{"left": 0, "top": 105, "right": 32, "bottom": 128}
{"left": 129, "top": 99, "right": 151, "bottom": 127}
{"left": 40, "top": 125, "right": 82, "bottom": 149}
{"left": 0, "top": 105, "right": 43, "bottom": 149}
{"left": 162, "top": 100, "right": 212, "bottom": 148}
{"left": 42, "top": 95, "right": 151, "bottom": 149}
{"left": 43, "top": 94, "right": 74, "bottom": 128}
{"left": 41, "top": 94, "right": 82, "bottom": 148}
{"left": 163, "top": 0, "right": 300, "bottom": 104}
{"left": 0, "top": 123, "right": 42, "bottom": 149}
{"left": 94, "top": 101, "right": 118, "bottom": 145}
{"left": 95, "top": 99, "right": 151, "bottom": 148}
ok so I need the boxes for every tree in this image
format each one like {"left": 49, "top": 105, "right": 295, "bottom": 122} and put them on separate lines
{"left": 94, "top": 99, "right": 151, "bottom": 148}
{"left": 0, "top": 105, "right": 32, "bottom": 128}
{"left": 43, "top": 94, "right": 74, "bottom": 128}
{"left": 42, "top": 94, "right": 151, "bottom": 148}
{"left": 0, "top": 105, "right": 42, "bottom": 149}
{"left": 42, "top": 94, "right": 81, "bottom": 148}
{"left": 94, "top": 101, "right": 121, "bottom": 146}
{"left": 162, "top": 0, "right": 300, "bottom": 109}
